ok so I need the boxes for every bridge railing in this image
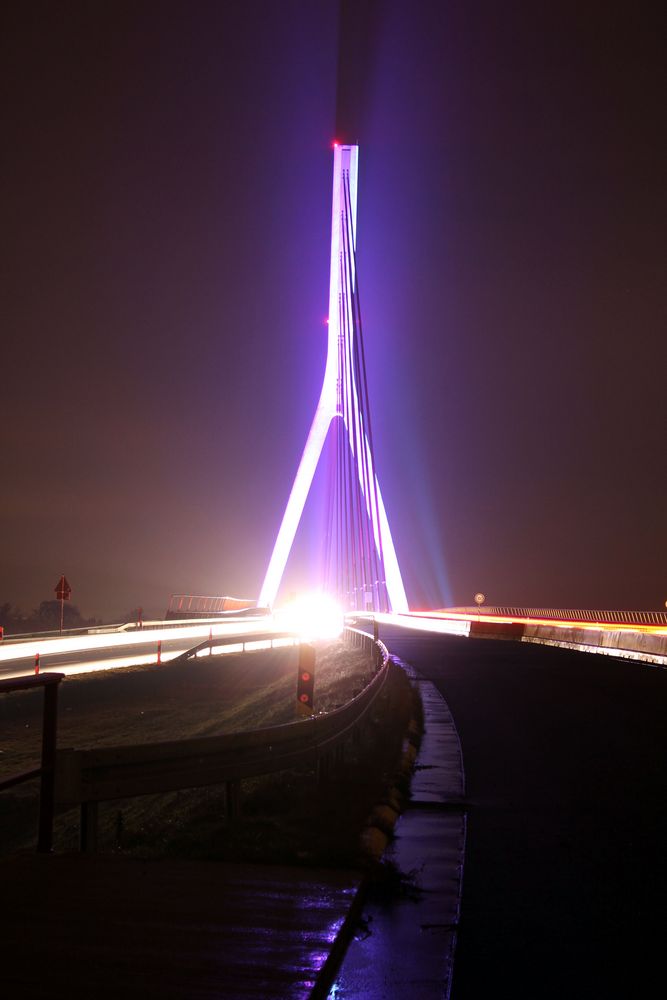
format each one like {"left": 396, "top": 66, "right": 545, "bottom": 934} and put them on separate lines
{"left": 54, "top": 626, "right": 390, "bottom": 852}
{"left": 475, "top": 607, "right": 667, "bottom": 627}
{"left": 166, "top": 593, "right": 262, "bottom": 617}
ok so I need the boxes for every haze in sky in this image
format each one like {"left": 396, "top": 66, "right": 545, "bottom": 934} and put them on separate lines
{"left": 1, "top": 1, "right": 665, "bottom": 620}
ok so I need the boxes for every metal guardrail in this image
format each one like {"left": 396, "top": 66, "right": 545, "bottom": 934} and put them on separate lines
{"left": 0, "top": 616, "right": 280, "bottom": 654}
{"left": 0, "top": 672, "right": 65, "bottom": 851}
{"left": 173, "top": 629, "right": 300, "bottom": 661}
{"left": 54, "top": 627, "right": 389, "bottom": 852}
{"left": 476, "top": 607, "right": 667, "bottom": 627}
{"left": 1, "top": 623, "right": 111, "bottom": 644}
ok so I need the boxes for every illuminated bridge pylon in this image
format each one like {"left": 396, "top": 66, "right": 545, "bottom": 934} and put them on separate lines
{"left": 259, "top": 144, "right": 409, "bottom": 614}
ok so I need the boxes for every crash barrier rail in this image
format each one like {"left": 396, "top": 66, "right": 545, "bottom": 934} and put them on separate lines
{"left": 1, "top": 623, "right": 114, "bottom": 644}
{"left": 475, "top": 607, "right": 667, "bottom": 627}
{"left": 0, "top": 613, "right": 272, "bottom": 645}
{"left": 172, "top": 629, "right": 301, "bottom": 661}
{"left": 54, "top": 627, "right": 390, "bottom": 852}
{"left": 0, "top": 672, "right": 65, "bottom": 851}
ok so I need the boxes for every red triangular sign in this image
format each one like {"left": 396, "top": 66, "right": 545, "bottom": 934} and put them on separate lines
{"left": 55, "top": 575, "right": 72, "bottom": 599}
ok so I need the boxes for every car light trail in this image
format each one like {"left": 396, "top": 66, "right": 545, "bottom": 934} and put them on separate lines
{"left": 372, "top": 612, "right": 471, "bottom": 637}
{"left": 0, "top": 617, "right": 275, "bottom": 666}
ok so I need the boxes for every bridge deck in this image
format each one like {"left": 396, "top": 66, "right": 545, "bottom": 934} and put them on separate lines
{"left": 382, "top": 628, "right": 667, "bottom": 999}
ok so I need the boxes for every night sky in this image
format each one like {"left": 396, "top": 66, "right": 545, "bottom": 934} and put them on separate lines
{"left": 2, "top": 1, "right": 665, "bottom": 621}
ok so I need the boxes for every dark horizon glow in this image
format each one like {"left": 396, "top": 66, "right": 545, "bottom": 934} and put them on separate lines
{"left": 1, "top": 2, "right": 665, "bottom": 620}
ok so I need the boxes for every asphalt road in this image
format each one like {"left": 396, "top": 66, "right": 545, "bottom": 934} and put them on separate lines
{"left": 381, "top": 626, "right": 667, "bottom": 1000}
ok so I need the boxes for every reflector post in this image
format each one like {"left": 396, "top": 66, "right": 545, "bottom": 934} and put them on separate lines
{"left": 296, "top": 643, "right": 316, "bottom": 715}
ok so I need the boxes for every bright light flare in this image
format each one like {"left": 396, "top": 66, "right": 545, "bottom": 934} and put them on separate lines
{"left": 275, "top": 593, "right": 344, "bottom": 641}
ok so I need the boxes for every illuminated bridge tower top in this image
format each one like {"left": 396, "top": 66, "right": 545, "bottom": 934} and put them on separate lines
{"left": 259, "top": 144, "right": 408, "bottom": 614}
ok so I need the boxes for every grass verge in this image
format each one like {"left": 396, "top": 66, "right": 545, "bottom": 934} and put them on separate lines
{"left": 1, "top": 640, "right": 421, "bottom": 867}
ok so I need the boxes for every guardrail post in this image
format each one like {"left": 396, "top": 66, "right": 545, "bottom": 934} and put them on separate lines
{"left": 37, "top": 678, "right": 60, "bottom": 852}
{"left": 80, "top": 801, "right": 99, "bottom": 854}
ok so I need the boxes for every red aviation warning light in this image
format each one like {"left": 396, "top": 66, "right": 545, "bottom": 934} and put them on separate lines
{"left": 296, "top": 643, "right": 316, "bottom": 716}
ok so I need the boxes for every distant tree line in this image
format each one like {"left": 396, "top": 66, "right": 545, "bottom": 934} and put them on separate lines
{"left": 0, "top": 601, "right": 101, "bottom": 635}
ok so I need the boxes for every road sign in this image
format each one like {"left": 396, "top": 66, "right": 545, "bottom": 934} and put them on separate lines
{"left": 474, "top": 592, "right": 485, "bottom": 606}
{"left": 55, "top": 575, "right": 72, "bottom": 634}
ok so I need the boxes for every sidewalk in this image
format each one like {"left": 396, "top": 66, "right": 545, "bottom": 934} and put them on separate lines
{"left": 330, "top": 660, "right": 467, "bottom": 998}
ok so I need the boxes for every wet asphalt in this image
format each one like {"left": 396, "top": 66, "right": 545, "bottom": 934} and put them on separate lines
{"left": 381, "top": 627, "right": 667, "bottom": 1000}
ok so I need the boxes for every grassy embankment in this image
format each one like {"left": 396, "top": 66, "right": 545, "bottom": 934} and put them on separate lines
{"left": 0, "top": 639, "right": 418, "bottom": 865}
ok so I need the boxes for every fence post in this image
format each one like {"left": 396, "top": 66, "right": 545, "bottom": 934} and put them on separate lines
{"left": 156, "top": 640, "right": 162, "bottom": 665}
{"left": 37, "top": 678, "right": 60, "bottom": 852}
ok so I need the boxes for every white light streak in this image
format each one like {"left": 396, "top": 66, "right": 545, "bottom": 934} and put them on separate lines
{"left": 0, "top": 617, "right": 274, "bottom": 665}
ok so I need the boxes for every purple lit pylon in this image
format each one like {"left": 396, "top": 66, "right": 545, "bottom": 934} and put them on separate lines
{"left": 259, "top": 145, "right": 408, "bottom": 613}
